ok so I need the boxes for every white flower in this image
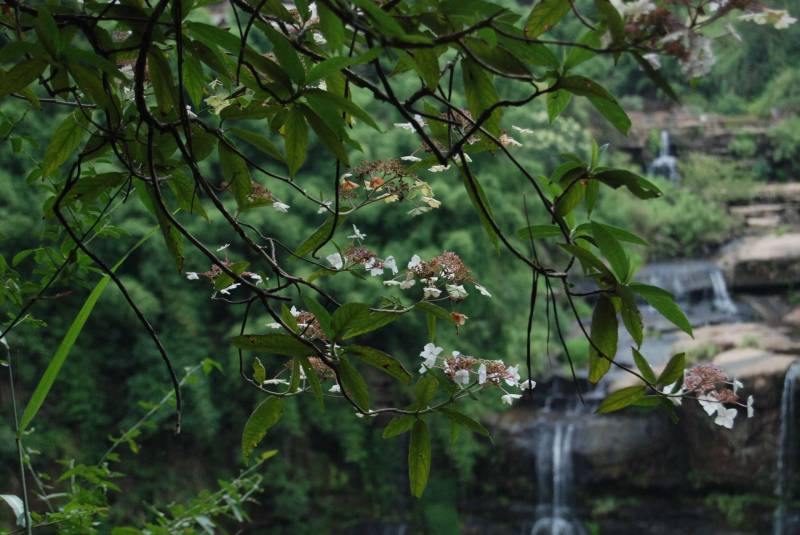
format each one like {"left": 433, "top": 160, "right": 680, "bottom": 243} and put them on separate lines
{"left": 290, "top": 306, "right": 301, "bottom": 317}
{"left": 264, "top": 378, "right": 289, "bottom": 386}
{"left": 520, "top": 379, "right": 537, "bottom": 391}
{"left": 618, "top": 0, "right": 656, "bottom": 19}
{"left": 419, "top": 343, "right": 443, "bottom": 373}
{"left": 478, "top": 364, "right": 487, "bottom": 385}
{"left": 446, "top": 284, "right": 468, "bottom": 300}
{"left": 326, "top": 252, "right": 344, "bottom": 270}
{"left": 421, "top": 196, "right": 441, "bottom": 208}
{"left": 643, "top": 53, "right": 661, "bottom": 70}
{"left": 348, "top": 225, "right": 366, "bottom": 240}
{"left": 329, "top": 384, "right": 341, "bottom": 393}
{"left": 413, "top": 114, "right": 427, "bottom": 126}
{"left": 383, "top": 256, "right": 398, "bottom": 275}
{"left": 747, "top": 395, "right": 755, "bottom": 418}
{"left": 247, "top": 273, "right": 263, "bottom": 284}
{"left": 681, "top": 35, "right": 715, "bottom": 78}
{"left": 383, "top": 280, "right": 402, "bottom": 287}
{"left": 739, "top": 9, "right": 796, "bottom": 30}
{"left": 474, "top": 283, "right": 492, "bottom": 297}
{"left": 394, "top": 122, "right": 414, "bottom": 131}
{"left": 267, "top": 322, "right": 282, "bottom": 329}
{"left": 400, "top": 278, "right": 416, "bottom": 290}
{"left": 454, "top": 369, "right": 470, "bottom": 387}
{"left": 428, "top": 164, "right": 450, "bottom": 173}
{"left": 316, "top": 80, "right": 328, "bottom": 91}
{"left": 512, "top": 125, "right": 534, "bottom": 135}
{"left": 505, "top": 365, "right": 520, "bottom": 387}
{"left": 401, "top": 155, "right": 422, "bottom": 162}
{"left": 499, "top": 134, "right": 522, "bottom": 148}
{"left": 501, "top": 393, "right": 522, "bottom": 406}
{"left": 317, "top": 200, "right": 333, "bottom": 214}
{"left": 217, "top": 243, "right": 230, "bottom": 252}
{"left": 408, "top": 254, "right": 422, "bottom": 270}
{"left": 423, "top": 287, "right": 442, "bottom": 299}
{"left": 185, "top": 105, "right": 198, "bottom": 119}
{"left": 714, "top": 407, "right": 738, "bottom": 429}
{"left": 341, "top": 172, "right": 353, "bottom": 180}
{"left": 662, "top": 382, "right": 683, "bottom": 406}
{"left": 313, "top": 31, "right": 327, "bottom": 45}
{"left": 273, "top": 201, "right": 290, "bottom": 213}
{"left": 219, "top": 283, "right": 241, "bottom": 295}
{"left": 732, "top": 378, "right": 743, "bottom": 394}
{"left": 185, "top": 272, "right": 200, "bottom": 280}
{"left": 698, "top": 393, "right": 723, "bottom": 416}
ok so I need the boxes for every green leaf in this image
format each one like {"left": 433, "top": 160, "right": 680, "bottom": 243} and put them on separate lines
{"left": 294, "top": 214, "right": 346, "bottom": 257}
{"left": 559, "top": 243, "right": 613, "bottom": 279}
{"left": 338, "top": 357, "right": 370, "bottom": 410}
{"left": 35, "top": 6, "right": 62, "bottom": 57}
{"left": 301, "top": 105, "right": 350, "bottom": 164}
{"left": 593, "top": 169, "right": 662, "bottom": 199}
{"left": 632, "top": 52, "right": 679, "bottom": 102}
{"left": 556, "top": 76, "right": 631, "bottom": 134}
{"left": 408, "top": 419, "right": 431, "bottom": 498}
{"left": 619, "top": 287, "right": 643, "bottom": 348}
{"left": 241, "top": 396, "right": 283, "bottom": 462}
{"left": 462, "top": 58, "right": 501, "bottom": 135}
{"left": 632, "top": 348, "right": 656, "bottom": 384}
{"left": 231, "top": 333, "right": 316, "bottom": 357}
{"left": 461, "top": 169, "right": 500, "bottom": 251}
{"left": 525, "top": 0, "right": 572, "bottom": 38}
{"left": 168, "top": 171, "right": 208, "bottom": 220}
{"left": 658, "top": 352, "right": 686, "bottom": 387}
{"left": 140, "top": 185, "right": 184, "bottom": 273}
{"left": 588, "top": 296, "right": 618, "bottom": 384}
{"left": 547, "top": 90, "right": 572, "bottom": 123}
{"left": 575, "top": 222, "right": 648, "bottom": 246}
{"left": 64, "top": 172, "right": 129, "bottom": 205}
{"left": 516, "top": 224, "right": 563, "bottom": 241}
{"left": 554, "top": 179, "right": 585, "bottom": 217}
{"left": 41, "top": 111, "right": 88, "bottom": 177}
{"left": 564, "top": 30, "right": 601, "bottom": 71}
{"left": 590, "top": 221, "right": 629, "bottom": 282}
{"left": 148, "top": 49, "right": 177, "bottom": 116}
{"left": 629, "top": 283, "right": 693, "bottom": 336}
{"left": 218, "top": 141, "right": 253, "bottom": 210}
{"left": 415, "top": 374, "right": 438, "bottom": 406}
{"left": 382, "top": 415, "right": 416, "bottom": 438}
{"left": 305, "top": 89, "right": 381, "bottom": 131}
{"left": 283, "top": 106, "right": 308, "bottom": 176}
{"left": 346, "top": 345, "right": 412, "bottom": 384}
{"left": 441, "top": 408, "right": 491, "bottom": 438}
{"left": 262, "top": 26, "right": 306, "bottom": 85}
{"left": 588, "top": 95, "right": 631, "bottom": 136}
{"left": 596, "top": 386, "right": 645, "bottom": 414}
{"left": 229, "top": 127, "right": 284, "bottom": 162}
{"left": 330, "top": 303, "right": 400, "bottom": 340}
{"left": 18, "top": 226, "right": 158, "bottom": 435}
{"left": 253, "top": 357, "right": 266, "bottom": 384}
{"left": 301, "top": 295, "right": 333, "bottom": 339}
{"left": 414, "top": 302, "right": 457, "bottom": 325}
{"left": 298, "top": 355, "right": 324, "bottom": 403}
{"left": 0, "top": 58, "right": 48, "bottom": 99}
{"left": 318, "top": 3, "right": 345, "bottom": 50}
{"left": 411, "top": 48, "right": 441, "bottom": 89}
{"left": 182, "top": 51, "right": 205, "bottom": 107}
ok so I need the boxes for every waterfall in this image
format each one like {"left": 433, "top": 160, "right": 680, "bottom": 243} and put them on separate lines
{"left": 709, "top": 269, "right": 738, "bottom": 315}
{"left": 531, "top": 421, "right": 586, "bottom": 535}
{"left": 774, "top": 361, "right": 800, "bottom": 535}
{"left": 647, "top": 130, "right": 681, "bottom": 181}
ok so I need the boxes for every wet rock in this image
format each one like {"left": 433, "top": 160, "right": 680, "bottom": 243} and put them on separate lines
{"left": 717, "top": 233, "right": 800, "bottom": 290}
{"left": 672, "top": 322, "right": 800, "bottom": 356}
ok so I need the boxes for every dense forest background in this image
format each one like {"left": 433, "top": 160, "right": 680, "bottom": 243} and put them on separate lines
{"left": 1, "top": 0, "right": 798, "bottom": 532}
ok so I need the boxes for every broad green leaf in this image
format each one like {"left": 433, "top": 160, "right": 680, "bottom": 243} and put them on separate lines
{"left": 182, "top": 52, "right": 206, "bottom": 107}
{"left": 547, "top": 89, "right": 572, "bottom": 123}
{"left": 140, "top": 185, "right": 184, "bottom": 273}
{"left": 35, "top": 6, "right": 62, "bottom": 57}
{"left": 148, "top": 49, "right": 177, "bottom": 116}
{"left": 218, "top": 142, "right": 253, "bottom": 210}
{"left": 382, "top": 415, "right": 416, "bottom": 438}
{"left": 253, "top": 357, "right": 266, "bottom": 384}
{"left": 559, "top": 243, "right": 613, "bottom": 279}
{"left": 588, "top": 296, "right": 618, "bottom": 383}
{"left": 64, "top": 172, "right": 129, "bottom": 205}
{"left": 302, "top": 105, "right": 350, "bottom": 164}
{"left": 338, "top": 357, "right": 370, "bottom": 410}
{"left": 462, "top": 58, "right": 501, "bottom": 135}
{"left": 629, "top": 283, "right": 693, "bottom": 336}
{"left": 298, "top": 355, "right": 324, "bottom": 403}
{"left": 564, "top": 30, "right": 602, "bottom": 71}
{"left": 168, "top": 171, "right": 208, "bottom": 220}
{"left": 415, "top": 374, "right": 438, "bottom": 406}
{"left": 461, "top": 169, "right": 500, "bottom": 251}
{"left": 596, "top": 386, "right": 645, "bottom": 414}
{"left": 318, "top": 3, "right": 344, "bottom": 50}
{"left": 0, "top": 58, "right": 48, "bottom": 99}
{"left": 408, "top": 419, "right": 431, "bottom": 498}
{"left": 231, "top": 333, "right": 316, "bottom": 357}
{"left": 555, "top": 179, "right": 586, "bottom": 217}
{"left": 658, "top": 352, "right": 686, "bottom": 387}
{"left": 346, "top": 345, "right": 412, "bottom": 384}
{"left": 441, "top": 408, "right": 490, "bottom": 438}
{"left": 414, "top": 302, "right": 457, "bottom": 325}
{"left": 588, "top": 95, "right": 631, "bottom": 135}
{"left": 330, "top": 303, "right": 400, "bottom": 340}
{"left": 283, "top": 107, "right": 308, "bottom": 176}
{"left": 241, "top": 396, "right": 283, "bottom": 462}
{"left": 525, "top": 0, "right": 571, "bottom": 38}
{"left": 619, "top": 287, "right": 643, "bottom": 348}
{"left": 632, "top": 348, "right": 656, "bottom": 384}
{"left": 262, "top": 25, "right": 306, "bottom": 85}
{"left": 590, "top": 221, "right": 629, "bottom": 282}
{"left": 575, "top": 222, "right": 647, "bottom": 246}
{"left": 593, "top": 169, "right": 662, "bottom": 199}
{"left": 19, "top": 226, "right": 158, "bottom": 435}
{"left": 411, "top": 48, "right": 441, "bottom": 89}
{"left": 294, "top": 214, "right": 346, "bottom": 257}
{"left": 305, "top": 89, "right": 380, "bottom": 131}
{"left": 229, "top": 127, "right": 284, "bottom": 162}
{"left": 41, "top": 111, "right": 88, "bottom": 177}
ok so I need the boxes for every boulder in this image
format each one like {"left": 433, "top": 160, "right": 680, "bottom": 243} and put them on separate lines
{"left": 672, "top": 322, "right": 800, "bottom": 356}
{"left": 717, "top": 233, "right": 800, "bottom": 289}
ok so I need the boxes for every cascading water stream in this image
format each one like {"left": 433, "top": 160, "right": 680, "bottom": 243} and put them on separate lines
{"left": 774, "top": 360, "right": 800, "bottom": 535}
{"left": 531, "top": 419, "right": 586, "bottom": 535}
{"left": 647, "top": 130, "right": 681, "bottom": 181}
